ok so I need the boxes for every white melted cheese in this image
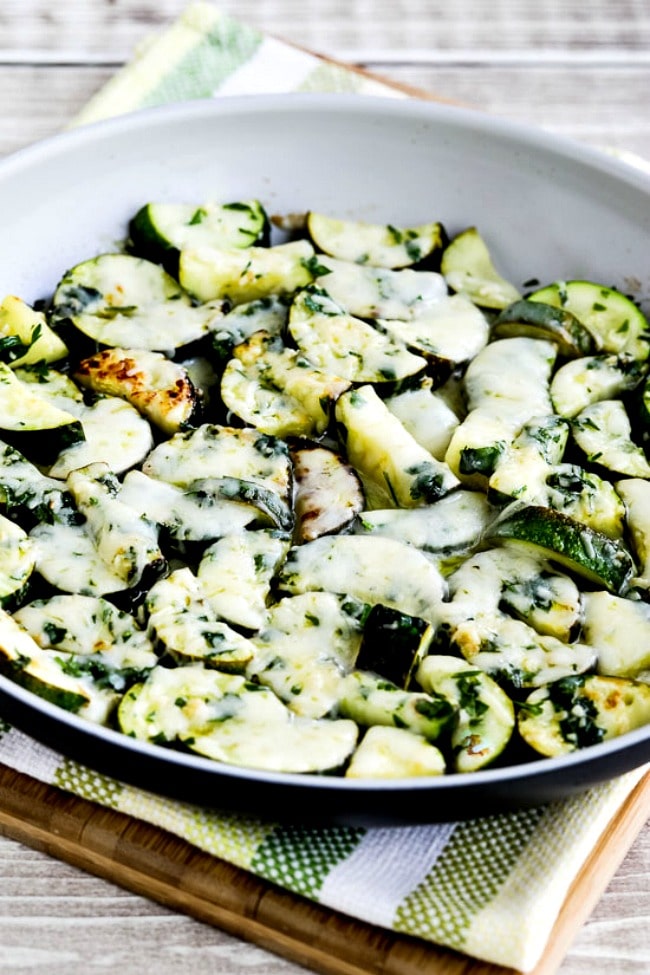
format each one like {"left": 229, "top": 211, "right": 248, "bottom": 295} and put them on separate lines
{"left": 378, "top": 294, "right": 489, "bottom": 364}
{"left": 385, "top": 383, "right": 460, "bottom": 460}
{"left": 30, "top": 522, "right": 129, "bottom": 596}
{"left": 573, "top": 399, "right": 650, "bottom": 477}
{"left": 49, "top": 397, "right": 153, "bottom": 479}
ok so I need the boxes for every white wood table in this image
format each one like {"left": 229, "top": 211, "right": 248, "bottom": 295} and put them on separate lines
{"left": 0, "top": 2, "right": 648, "bottom": 973}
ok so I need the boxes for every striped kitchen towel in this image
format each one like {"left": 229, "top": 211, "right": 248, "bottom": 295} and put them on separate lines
{"left": 0, "top": 4, "right": 648, "bottom": 973}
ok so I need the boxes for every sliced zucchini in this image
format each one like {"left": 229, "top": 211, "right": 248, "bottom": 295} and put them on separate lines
{"left": 551, "top": 353, "right": 646, "bottom": 419}
{"left": 581, "top": 591, "right": 650, "bottom": 678}
{"left": 376, "top": 294, "right": 489, "bottom": 369}
{"left": 345, "top": 726, "right": 446, "bottom": 779}
{"left": 452, "top": 615, "right": 596, "bottom": 689}
{"left": 210, "top": 294, "right": 290, "bottom": 363}
{"left": 129, "top": 199, "right": 269, "bottom": 273}
{"left": 518, "top": 674, "right": 650, "bottom": 756}
{"left": 339, "top": 670, "right": 455, "bottom": 741}
{"left": 0, "top": 440, "right": 74, "bottom": 526}
{"left": 48, "top": 396, "right": 154, "bottom": 480}
{"left": 118, "top": 663, "right": 359, "bottom": 774}
{"left": 417, "top": 655, "right": 515, "bottom": 773}
{"left": 0, "top": 363, "right": 84, "bottom": 466}
{"left": 354, "top": 489, "right": 493, "bottom": 556}
{"left": 277, "top": 535, "right": 446, "bottom": 625}
{"left": 0, "top": 608, "right": 117, "bottom": 721}
{"left": 445, "top": 338, "right": 556, "bottom": 486}
{"left": 0, "top": 513, "right": 34, "bottom": 610}
{"left": 545, "top": 464, "right": 626, "bottom": 539}
{"left": 197, "top": 529, "right": 290, "bottom": 631}
{"left": 247, "top": 591, "right": 363, "bottom": 718}
{"left": 291, "top": 443, "right": 364, "bottom": 543}
{"left": 141, "top": 424, "right": 292, "bottom": 510}
{"left": 487, "top": 504, "right": 635, "bottom": 593}
{"left": 179, "top": 240, "right": 315, "bottom": 304}
{"left": 528, "top": 280, "right": 650, "bottom": 360}
{"left": 355, "top": 604, "right": 434, "bottom": 689}
{"left": 74, "top": 348, "right": 200, "bottom": 435}
{"left": 572, "top": 400, "right": 650, "bottom": 477}
{"left": 488, "top": 414, "right": 570, "bottom": 504}
{"left": 335, "top": 385, "right": 459, "bottom": 507}
{"left": 145, "top": 569, "right": 256, "bottom": 672}
{"left": 312, "top": 255, "right": 448, "bottom": 319}
{"left": 307, "top": 212, "right": 445, "bottom": 269}
{"left": 65, "top": 464, "right": 166, "bottom": 589}
{"left": 442, "top": 547, "right": 582, "bottom": 643}
{"left": 14, "top": 595, "right": 157, "bottom": 692}
{"left": 440, "top": 227, "right": 521, "bottom": 310}
{"left": 52, "top": 253, "right": 229, "bottom": 352}
{"left": 615, "top": 478, "right": 650, "bottom": 592}
{"left": 288, "top": 287, "right": 426, "bottom": 386}
{"left": 220, "top": 331, "right": 350, "bottom": 437}
{"left": 385, "top": 380, "right": 460, "bottom": 461}
{"left": 0, "top": 295, "right": 68, "bottom": 367}
{"left": 119, "top": 470, "right": 261, "bottom": 542}
{"left": 30, "top": 521, "right": 135, "bottom": 597}
{"left": 492, "top": 299, "right": 596, "bottom": 357}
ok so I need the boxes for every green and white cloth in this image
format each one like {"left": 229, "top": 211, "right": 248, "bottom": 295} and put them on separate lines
{"left": 1, "top": 4, "right": 648, "bottom": 971}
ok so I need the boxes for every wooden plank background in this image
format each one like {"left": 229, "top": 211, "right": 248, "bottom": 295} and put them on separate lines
{"left": 0, "top": 2, "right": 649, "bottom": 973}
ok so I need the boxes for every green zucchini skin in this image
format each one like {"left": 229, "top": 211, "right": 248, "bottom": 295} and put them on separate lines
{"left": 355, "top": 604, "right": 434, "bottom": 689}
{"left": 493, "top": 299, "right": 596, "bottom": 357}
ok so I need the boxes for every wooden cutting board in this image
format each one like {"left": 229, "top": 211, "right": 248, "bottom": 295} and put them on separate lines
{"left": 0, "top": 762, "right": 648, "bottom": 975}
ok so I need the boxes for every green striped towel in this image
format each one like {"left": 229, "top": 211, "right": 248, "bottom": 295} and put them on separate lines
{"left": 1, "top": 4, "right": 648, "bottom": 972}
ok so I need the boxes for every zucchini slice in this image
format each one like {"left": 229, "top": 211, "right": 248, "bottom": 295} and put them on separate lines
{"left": 65, "top": 464, "right": 166, "bottom": 589}
{"left": 48, "top": 396, "right": 154, "bottom": 480}
{"left": 0, "top": 608, "right": 117, "bottom": 721}
{"left": 210, "top": 294, "right": 290, "bottom": 363}
{"left": 335, "top": 385, "right": 460, "bottom": 507}
{"left": 288, "top": 287, "right": 426, "bottom": 386}
{"left": 197, "top": 529, "right": 290, "bottom": 631}
{"left": 0, "top": 513, "right": 34, "bottom": 610}
{"left": 129, "top": 199, "right": 269, "bottom": 273}
{"left": 179, "top": 240, "right": 315, "bottom": 304}
{"left": 550, "top": 353, "right": 646, "bottom": 419}
{"left": 545, "top": 464, "right": 626, "bottom": 539}
{"left": 451, "top": 615, "right": 596, "bottom": 689}
{"left": 528, "top": 280, "right": 650, "bottom": 360}
{"left": 581, "top": 590, "right": 650, "bottom": 678}
{"left": 345, "top": 726, "right": 446, "bottom": 779}
{"left": 385, "top": 380, "right": 460, "bottom": 461}
{"left": 74, "top": 348, "right": 200, "bottom": 435}
{"left": 572, "top": 399, "right": 650, "bottom": 478}
{"left": 0, "top": 440, "right": 75, "bottom": 526}
{"left": 354, "top": 489, "right": 493, "bottom": 556}
{"left": 488, "top": 414, "right": 570, "bottom": 504}
{"left": 376, "top": 294, "right": 489, "bottom": 369}
{"left": 417, "top": 655, "right": 515, "bottom": 772}
{"left": 247, "top": 591, "right": 363, "bottom": 718}
{"left": 277, "top": 535, "right": 446, "bottom": 625}
{"left": 119, "top": 470, "right": 261, "bottom": 542}
{"left": 30, "top": 521, "right": 138, "bottom": 597}
{"left": 312, "top": 256, "right": 448, "bottom": 319}
{"left": 440, "top": 227, "right": 521, "bottom": 310}
{"left": 118, "top": 664, "right": 359, "bottom": 774}
{"left": 339, "top": 670, "right": 455, "bottom": 741}
{"left": 141, "top": 424, "right": 292, "bottom": 510}
{"left": 52, "top": 253, "right": 228, "bottom": 352}
{"left": 220, "top": 331, "right": 350, "bottom": 438}
{"left": 14, "top": 594, "right": 157, "bottom": 691}
{"left": 291, "top": 443, "right": 364, "bottom": 543}
{"left": 492, "top": 299, "right": 596, "bottom": 357}
{"left": 0, "top": 295, "right": 68, "bottom": 367}
{"left": 355, "top": 604, "right": 434, "bottom": 689}
{"left": 0, "top": 363, "right": 84, "bottom": 466}
{"left": 518, "top": 674, "right": 650, "bottom": 756}
{"left": 445, "top": 337, "right": 556, "bottom": 486}
{"left": 307, "top": 212, "right": 445, "bottom": 269}
{"left": 615, "top": 478, "right": 650, "bottom": 592}
{"left": 145, "top": 569, "right": 257, "bottom": 672}
{"left": 487, "top": 504, "right": 635, "bottom": 593}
